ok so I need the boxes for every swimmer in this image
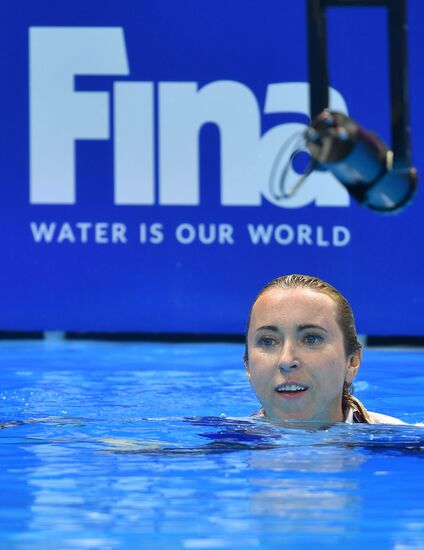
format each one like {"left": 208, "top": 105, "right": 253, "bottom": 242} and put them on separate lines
{"left": 244, "top": 274, "right": 405, "bottom": 426}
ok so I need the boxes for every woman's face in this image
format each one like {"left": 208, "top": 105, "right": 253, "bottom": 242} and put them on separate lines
{"left": 245, "top": 287, "right": 360, "bottom": 424}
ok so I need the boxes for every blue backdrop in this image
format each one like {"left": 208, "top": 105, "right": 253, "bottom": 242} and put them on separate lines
{"left": 0, "top": 0, "right": 422, "bottom": 335}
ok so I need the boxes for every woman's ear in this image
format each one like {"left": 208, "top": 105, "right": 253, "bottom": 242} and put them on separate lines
{"left": 345, "top": 349, "right": 362, "bottom": 384}
{"left": 243, "top": 352, "right": 251, "bottom": 379}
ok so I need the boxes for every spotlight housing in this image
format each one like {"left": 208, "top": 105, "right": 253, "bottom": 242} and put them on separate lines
{"left": 305, "top": 110, "right": 417, "bottom": 213}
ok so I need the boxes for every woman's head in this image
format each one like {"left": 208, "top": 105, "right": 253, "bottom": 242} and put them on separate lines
{"left": 245, "top": 274, "right": 361, "bottom": 360}
{"left": 244, "top": 274, "right": 362, "bottom": 424}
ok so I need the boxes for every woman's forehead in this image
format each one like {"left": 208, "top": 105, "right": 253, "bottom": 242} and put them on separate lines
{"left": 251, "top": 287, "right": 339, "bottom": 325}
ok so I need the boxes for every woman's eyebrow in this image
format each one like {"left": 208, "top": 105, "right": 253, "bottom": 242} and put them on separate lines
{"left": 255, "top": 325, "right": 279, "bottom": 333}
{"left": 297, "top": 324, "right": 328, "bottom": 333}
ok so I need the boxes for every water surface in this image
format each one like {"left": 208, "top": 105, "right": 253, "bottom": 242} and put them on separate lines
{"left": 1, "top": 341, "right": 423, "bottom": 549}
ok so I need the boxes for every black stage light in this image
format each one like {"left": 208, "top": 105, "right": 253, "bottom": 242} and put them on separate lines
{"left": 289, "top": 0, "right": 419, "bottom": 215}
{"left": 304, "top": 109, "right": 417, "bottom": 213}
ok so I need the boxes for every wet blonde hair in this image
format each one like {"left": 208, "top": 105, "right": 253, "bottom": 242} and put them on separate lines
{"left": 244, "top": 274, "right": 371, "bottom": 421}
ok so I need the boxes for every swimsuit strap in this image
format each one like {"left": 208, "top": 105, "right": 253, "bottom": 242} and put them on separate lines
{"left": 352, "top": 409, "right": 366, "bottom": 423}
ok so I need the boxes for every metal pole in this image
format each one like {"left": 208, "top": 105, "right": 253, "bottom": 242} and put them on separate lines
{"left": 307, "top": 0, "right": 412, "bottom": 167}
{"left": 388, "top": 0, "right": 410, "bottom": 168}
{"left": 307, "top": 0, "right": 329, "bottom": 119}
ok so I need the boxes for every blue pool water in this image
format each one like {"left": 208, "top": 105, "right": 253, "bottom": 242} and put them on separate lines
{"left": 0, "top": 341, "right": 423, "bottom": 549}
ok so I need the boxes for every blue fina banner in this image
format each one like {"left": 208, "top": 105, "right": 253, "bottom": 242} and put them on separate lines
{"left": 0, "top": 1, "right": 423, "bottom": 335}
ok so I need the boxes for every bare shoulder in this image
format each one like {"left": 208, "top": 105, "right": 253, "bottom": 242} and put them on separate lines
{"left": 367, "top": 411, "right": 407, "bottom": 425}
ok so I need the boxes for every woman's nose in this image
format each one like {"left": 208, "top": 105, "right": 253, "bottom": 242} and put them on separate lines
{"left": 277, "top": 343, "right": 299, "bottom": 372}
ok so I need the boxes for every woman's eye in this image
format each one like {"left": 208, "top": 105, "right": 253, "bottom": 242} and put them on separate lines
{"left": 304, "top": 334, "right": 322, "bottom": 345}
{"left": 258, "top": 337, "right": 276, "bottom": 347}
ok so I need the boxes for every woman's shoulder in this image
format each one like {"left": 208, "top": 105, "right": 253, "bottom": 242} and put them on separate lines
{"left": 366, "top": 411, "right": 406, "bottom": 425}
{"left": 348, "top": 395, "right": 406, "bottom": 425}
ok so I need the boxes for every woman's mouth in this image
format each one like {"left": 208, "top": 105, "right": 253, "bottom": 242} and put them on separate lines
{"left": 275, "top": 383, "right": 308, "bottom": 397}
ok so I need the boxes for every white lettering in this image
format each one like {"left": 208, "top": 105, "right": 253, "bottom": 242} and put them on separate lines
{"left": 30, "top": 222, "right": 128, "bottom": 243}
{"left": 297, "top": 224, "right": 313, "bottom": 245}
{"left": 274, "top": 224, "right": 294, "bottom": 245}
{"left": 175, "top": 223, "right": 235, "bottom": 245}
{"left": 114, "top": 82, "right": 155, "bottom": 204}
{"left": 176, "top": 223, "right": 196, "bottom": 244}
{"left": 247, "top": 223, "right": 350, "bottom": 247}
{"left": 198, "top": 223, "right": 216, "bottom": 244}
{"left": 333, "top": 226, "right": 351, "bottom": 246}
{"left": 247, "top": 224, "right": 274, "bottom": 245}
{"left": 259, "top": 83, "right": 350, "bottom": 207}
{"left": 139, "top": 223, "right": 164, "bottom": 244}
{"left": 218, "top": 224, "right": 235, "bottom": 244}
{"left": 316, "top": 226, "right": 330, "bottom": 247}
{"left": 29, "top": 27, "right": 129, "bottom": 203}
{"left": 28, "top": 27, "right": 351, "bottom": 210}
{"left": 111, "top": 223, "right": 127, "bottom": 243}
{"left": 57, "top": 222, "right": 76, "bottom": 243}
{"left": 76, "top": 222, "right": 92, "bottom": 243}
{"left": 29, "top": 221, "right": 350, "bottom": 247}
{"left": 30, "top": 222, "right": 56, "bottom": 242}
{"left": 150, "top": 223, "right": 164, "bottom": 244}
{"left": 95, "top": 223, "right": 109, "bottom": 244}
{"left": 159, "top": 81, "right": 260, "bottom": 206}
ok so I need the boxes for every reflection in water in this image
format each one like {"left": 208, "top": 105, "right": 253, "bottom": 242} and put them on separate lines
{"left": 246, "top": 447, "right": 363, "bottom": 537}
{"left": 3, "top": 416, "right": 423, "bottom": 549}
